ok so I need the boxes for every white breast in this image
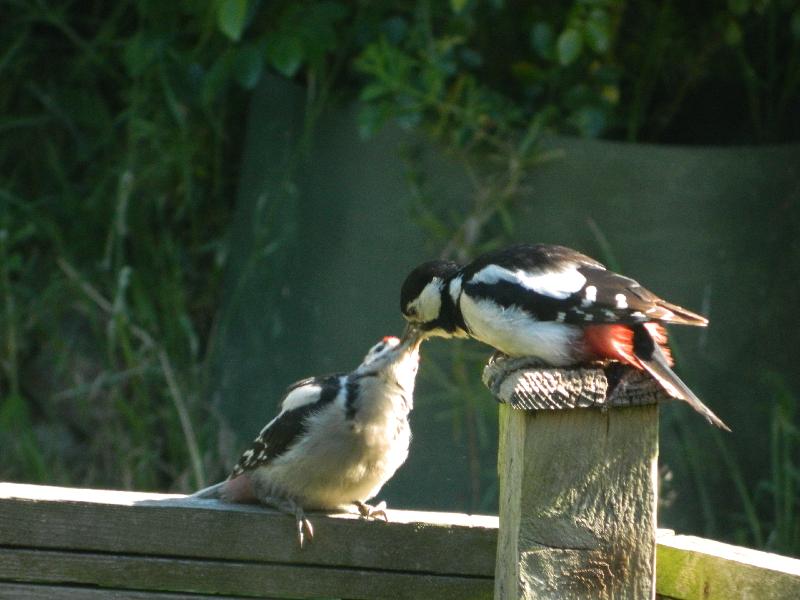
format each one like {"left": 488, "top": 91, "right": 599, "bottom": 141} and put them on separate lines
{"left": 250, "top": 375, "right": 412, "bottom": 510}
{"left": 460, "top": 294, "right": 583, "bottom": 365}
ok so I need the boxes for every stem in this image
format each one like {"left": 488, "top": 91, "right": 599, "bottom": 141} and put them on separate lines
{"left": 159, "top": 349, "right": 205, "bottom": 488}
{"left": 713, "top": 429, "right": 764, "bottom": 547}
{"left": 57, "top": 258, "right": 206, "bottom": 488}
{"left": 0, "top": 231, "right": 19, "bottom": 397}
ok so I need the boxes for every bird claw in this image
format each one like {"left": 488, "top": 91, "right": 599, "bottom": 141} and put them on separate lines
{"left": 295, "top": 508, "right": 314, "bottom": 549}
{"left": 354, "top": 500, "right": 389, "bottom": 522}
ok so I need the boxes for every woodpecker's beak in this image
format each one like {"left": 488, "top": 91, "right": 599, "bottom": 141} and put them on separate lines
{"left": 400, "top": 323, "right": 422, "bottom": 348}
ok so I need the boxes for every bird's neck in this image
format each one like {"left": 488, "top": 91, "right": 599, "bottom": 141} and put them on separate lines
{"left": 436, "top": 275, "right": 469, "bottom": 337}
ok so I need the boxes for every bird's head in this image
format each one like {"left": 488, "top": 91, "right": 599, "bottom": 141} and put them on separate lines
{"left": 358, "top": 333, "right": 421, "bottom": 384}
{"left": 361, "top": 336, "right": 402, "bottom": 367}
{"left": 399, "top": 260, "right": 462, "bottom": 338}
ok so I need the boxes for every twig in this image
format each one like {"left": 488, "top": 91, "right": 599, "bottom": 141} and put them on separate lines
{"left": 57, "top": 257, "right": 206, "bottom": 488}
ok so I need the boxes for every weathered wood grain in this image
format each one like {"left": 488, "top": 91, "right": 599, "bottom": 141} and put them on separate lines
{"left": 0, "top": 483, "right": 496, "bottom": 578}
{"left": 495, "top": 402, "right": 659, "bottom": 600}
{"left": 483, "top": 358, "right": 665, "bottom": 411}
{"left": 656, "top": 532, "right": 800, "bottom": 599}
{"left": 1, "top": 484, "right": 798, "bottom": 600}
{"left": 0, "top": 582, "right": 272, "bottom": 600}
{"left": 0, "top": 547, "right": 492, "bottom": 600}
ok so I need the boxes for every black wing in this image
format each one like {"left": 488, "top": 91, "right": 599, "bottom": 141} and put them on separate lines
{"left": 462, "top": 244, "right": 604, "bottom": 277}
{"left": 229, "top": 374, "right": 343, "bottom": 477}
{"left": 462, "top": 244, "right": 706, "bottom": 326}
{"left": 569, "top": 266, "right": 707, "bottom": 325}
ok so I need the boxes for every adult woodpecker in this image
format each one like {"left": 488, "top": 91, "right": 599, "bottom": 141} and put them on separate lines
{"left": 400, "top": 243, "right": 729, "bottom": 431}
{"left": 193, "top": 333, "right": 422, "bottom": 546}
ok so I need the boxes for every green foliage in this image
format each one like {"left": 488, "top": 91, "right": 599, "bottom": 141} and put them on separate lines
{"left": 0, "top": 1, "right": 248, "bottom": 490}
{"left": 352, "top": 0, "right": 799, "bottom": 142}
{"left": 217, "top": 0, "right": 250, "bottom": 42}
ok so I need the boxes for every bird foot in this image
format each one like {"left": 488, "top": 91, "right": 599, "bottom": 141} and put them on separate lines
{"left": 295, "top": 506, "right": 314, "bottom": 549}
{"left": 483, "top": 354, "right": 549, "bottom": 393}
{"left": 354, "top": 500, "right": 389, "bottom": 522}
{"left": 256, "top": 494, "right": 314, "bottom": 549}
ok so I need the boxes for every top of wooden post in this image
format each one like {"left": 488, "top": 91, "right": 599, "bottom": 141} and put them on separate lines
{"left": 482, "top": 356, "right": 667, "bottom": 411}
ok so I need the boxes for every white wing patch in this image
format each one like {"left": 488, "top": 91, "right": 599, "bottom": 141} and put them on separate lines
{"left": 471, "top": 264, "right": 587, "bottom": 300}
{"left": 582, "top": 285, "right": 598, "bottom": 307}
{"left": 280, "top": 384, "right": 323, "bottom": 413}
{"left": 615, "top": 293, "right": 628, "bottom": 309}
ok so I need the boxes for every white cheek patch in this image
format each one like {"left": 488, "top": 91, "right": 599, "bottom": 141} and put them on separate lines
{"left": 615, "top": 293, "right": 628, "bottom": 309}
{"left": 281, "top": 384, "right": 322, "bottom": 413}
{"left": 472, "top": 264, "right": 587, "bottom": 300}
{"left": 448, "top": 275, "right": 463, "bottom": 303}
{"left": 407, "top": 278, "right": 444, "bottom": 322}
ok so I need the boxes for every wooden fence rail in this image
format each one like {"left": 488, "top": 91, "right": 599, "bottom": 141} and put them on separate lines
{"left": 0, "top": 483, "right": 798, "bottom": 599}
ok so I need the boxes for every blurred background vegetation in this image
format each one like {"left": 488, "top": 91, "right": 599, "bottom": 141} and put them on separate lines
{"left": 1, "top": 0, "right": 799, "bottom": 556}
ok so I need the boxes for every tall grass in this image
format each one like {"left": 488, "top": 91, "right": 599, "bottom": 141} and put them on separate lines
{"left": 0, "top": 2, "right": 245, "bottom": 491}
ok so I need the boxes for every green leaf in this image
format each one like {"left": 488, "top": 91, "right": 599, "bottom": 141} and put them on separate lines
{"left": 202, "top": 51, "right": 234, "bottom": 105}
{"left": 266, "top": 34, "right": 304, "bottom": 78}
{"left": 530, "top": 22, "right": 555, "bottom": 60}
{"left": 450, "top": 0, "right": 469, "bottom": 13}
{"left": 233, "top": 44, "right": 263, "bottom": 89}
{"left": 123, "top": 33, "right": 162, "bottom": 77}
{"left": 557, "top": 28, "right": 582, "bottom": 66}
{"left": 727, "top": 0, "right": 750, "bottom": 17}
{"left": 724, "top": 20, "right": 742, "bottom": 46}
{"left": 217, "top": 0, "right": 249, "bottom": 42}
{"left": 585, "top": 17, "right": 611, "bottom": 54}
{"left": 792, "top": 10, "right": 800, "bottom": 41}
{"left": 359, "top": 82, "right": 387, "bottom": 102}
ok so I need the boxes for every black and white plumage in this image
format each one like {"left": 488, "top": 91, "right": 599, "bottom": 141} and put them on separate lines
{"left": 193, "top": 334, "right": 421, "bottom": 546}
{"left": 401, "top": 243, "right": 729, "bottom": 430}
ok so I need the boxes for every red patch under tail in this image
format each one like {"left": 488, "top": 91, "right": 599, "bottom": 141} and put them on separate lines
{"left": 584, "top": 323, "right": 673, "bottom": 367}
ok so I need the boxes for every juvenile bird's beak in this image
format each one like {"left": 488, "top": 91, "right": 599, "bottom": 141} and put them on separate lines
{"left": 401, "top": 323, "right": 423, "bottom": 349}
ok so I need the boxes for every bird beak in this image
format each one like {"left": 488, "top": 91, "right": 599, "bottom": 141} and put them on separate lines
{"left": 400, "top": 323, "right": 423, "bottom": 348}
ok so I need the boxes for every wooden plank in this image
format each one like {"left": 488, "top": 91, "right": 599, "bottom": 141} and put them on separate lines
{"left": 0, "top": 548, "right": 492, "bottom": 600}
{"left": 2, "top": 483, "right": 799, "bottom": 600}
{"left": 0, "top": 582, "right": 273, "bottom": 599}
{"left": 656, "top": 532, "right": 800, "bottom": 599}
{"left": 0, "top": 483, "right": 497, "bottom": 578}
{"left": 495, "top": 403, "right": 659, "bottom": 600}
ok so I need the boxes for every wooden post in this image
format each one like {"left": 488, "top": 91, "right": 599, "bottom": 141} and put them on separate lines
{"left": 484, "top": 359, "right": 664, "bottom": 600}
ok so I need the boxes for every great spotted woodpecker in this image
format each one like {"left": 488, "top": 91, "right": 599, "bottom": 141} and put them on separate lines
{"left": 400, "top": 243, "right": 729, "bottom": 431}
{"left": 193, "top": 333, "right": 422, "bottom": 547}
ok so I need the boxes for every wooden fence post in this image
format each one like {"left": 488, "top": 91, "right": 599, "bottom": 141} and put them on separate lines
{"left": 484, "top": 359, "right": 664, "bottom": 600}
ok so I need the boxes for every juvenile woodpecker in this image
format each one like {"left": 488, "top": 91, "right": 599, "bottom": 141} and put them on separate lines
{"left": 400, "top": 243, "right": 729, "bottom": 431}
{"left": 193, "top": 333, "right": 421, "bottom": 546}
